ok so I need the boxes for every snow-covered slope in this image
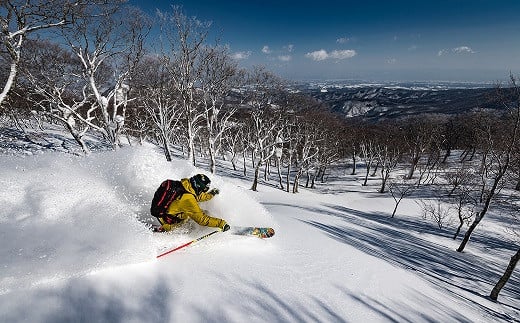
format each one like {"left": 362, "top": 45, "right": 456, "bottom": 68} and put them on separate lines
{"left": 0, "top": 144, "right": 518, "bottom": 322}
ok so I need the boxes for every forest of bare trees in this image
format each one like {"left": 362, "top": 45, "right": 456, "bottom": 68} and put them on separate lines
{"left": 1, "top": 0, "right": 519, "bottom": 301}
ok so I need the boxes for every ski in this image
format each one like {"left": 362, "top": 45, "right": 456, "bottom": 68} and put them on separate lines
{"left": 229, "top": 226, "right": 275, "bottom": 238}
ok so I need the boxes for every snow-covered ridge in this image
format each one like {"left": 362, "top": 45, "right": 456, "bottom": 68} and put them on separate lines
{"left": 300, "top": 80, "right": 495, "bottom": 91}
{"left": 298, "top": 82, "right": 503, "bottom": 121}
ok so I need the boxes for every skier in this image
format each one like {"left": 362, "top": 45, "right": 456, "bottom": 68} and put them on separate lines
{"left": 154, "top": 174, "right": 230, "bottom": 233}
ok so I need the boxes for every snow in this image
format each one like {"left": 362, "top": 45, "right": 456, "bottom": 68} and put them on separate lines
{"left": 0, "top": 132, "right": 519, "bottom": 322}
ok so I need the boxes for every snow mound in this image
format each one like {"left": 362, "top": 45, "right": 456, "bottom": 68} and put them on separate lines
{"left": 0, "top": 145, "right": 274, "bottom": 294}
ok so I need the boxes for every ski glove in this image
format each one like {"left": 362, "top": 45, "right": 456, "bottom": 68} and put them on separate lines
{"left": 223, "top": 224, "right": 230, "bottom": 232}
{"left": 209, "top": 188, "right": 219, "bottom": 195}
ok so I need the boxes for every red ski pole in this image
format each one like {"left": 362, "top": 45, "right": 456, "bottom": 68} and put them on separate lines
{"left": 157, "top": 229, "right": 220, "bottom": 259}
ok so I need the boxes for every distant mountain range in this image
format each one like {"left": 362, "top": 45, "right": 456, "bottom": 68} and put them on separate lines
{"left": 295, "top": 81, "right": 507, "bottom": 121}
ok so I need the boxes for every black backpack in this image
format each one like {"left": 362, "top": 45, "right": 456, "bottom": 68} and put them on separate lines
{"left": 150, "top": 179, "right": 187, "bottom": 218}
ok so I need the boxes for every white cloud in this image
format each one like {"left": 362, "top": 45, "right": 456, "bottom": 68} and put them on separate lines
{"left": 336, "top": 37, "right": 349, "bottom": 44}
{"left": 306, "top": 49, "right": 357, "bottom": 61}
{"left": 278, "top": 55, "right": 292, "bottom": 62}
{"left": 262, "top": 45, "right": 272, "bottom": 54}
{"left": 285, "top": 44, "right": 294, "bottom": 52}
{"left": 408, "top": 45, "right": 417, "bottom": 51}
{"left": 305, "top": 49, "right": 329, "bottom": 61}
{"left": 453, "top": 46, "right": 475, "bottom": 54}
{"left": 386, "top": 58, "right": 397, "bottom": 64}
{"left": 330, "top": 49, "right": 356, "bottom": 59}
{"left": 231, "top": 51, "right": 251, "bottom": 60}
{"left": 438, "top": 46, "right": 475, "bottom": 56}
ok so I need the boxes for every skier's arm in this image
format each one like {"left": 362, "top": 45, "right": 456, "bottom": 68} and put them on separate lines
{"left": 195, "top": 189, "right": 218, "bottom": 202}
{"left": 184, "top": 196, "right": 227, "bottom": 229}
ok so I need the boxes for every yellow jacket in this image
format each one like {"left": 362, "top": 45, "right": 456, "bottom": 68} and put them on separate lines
{"left": 159, "top": 178, "right": 226, "bottom": 231}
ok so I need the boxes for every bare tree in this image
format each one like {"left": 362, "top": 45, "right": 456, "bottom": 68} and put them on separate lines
{"left": 402, "top": 116, "right": 443, "bottom": 180}
{"left": 490, "top": 203, "right": 520, "bottom": 301}
{"left": 278, "top": 111, "right": 299, "bottom": 192}
{"left": 244, "top": 66, "right": 284, "bottom": 191}
{"left": 374, "top": 122, "right": 403, "bottom": 193}
{"left": 20, "top": 39, "right": 95, "bottom": 154}
{"left": 457, "top": 76, "right": 520, "bottom": 252}
{"left": 158, "top": 5, "right": 212, "bottom": 165}
{"left": 359, "top": 132, "right": 377, "bottom": 187}
{"left": 312, "top": 111, "right": 344, "bottom": 187}
{"left": 291, "top": 117, "right": 319, "bottom": 193}
{"left": 198, "top": 45, "right": 241, "bottom": 173}
{"left": 0, "top": 0, "right": 107, "bottom": 107}
{"left": 440, "top": 164, "right": 478, "bottom": 239}
{"left": 63, "top": 3, "right": 149, "bottom": 149}
{"left": 388, "top": 176, "right": 414, "bottom": 218}
{"left": 222, "top": 121, "right": 247, "bottom": 172}
{"left": 419, "top": 198, "right": 452, "bottom": 229}
{"left": 132, "top": 55, "right": 183, "bottom": 161}
{"left": 490, "top": 247, "right": 520, "bottom": 301}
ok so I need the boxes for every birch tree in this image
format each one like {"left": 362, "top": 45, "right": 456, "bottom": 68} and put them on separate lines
{"left": 199, "top": 45, "right": 241, "bottom": 173}
{"left": 0, "top": 0, "right": 106, "bottom": 107}
{"left": 63, "top": 2, "right": 149, "bottom": 149}
{"left": 359, "top": 130, "right": 378, "bottom": 186}
{"left": 133, "top": 55, "right": 182, "bottom": 161}
{"left": 291, "top": 117, "right": 319, "bottom": 193}
{"left": 245, "top": 66, "right": 284, "bottom": 191}
{"left": 375, "top": 123, "right": 402, "bottom": 193}
{"left": 158, "top": 5, "right": 211, "bottom": 165}
{"left": 20, "top": 39, "right": 94, "bottom": 154}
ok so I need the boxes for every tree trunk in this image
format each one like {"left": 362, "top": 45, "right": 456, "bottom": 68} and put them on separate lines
{"left": 310, "top": 169, "right": 318, "bottom": 189}
{"left": 251, "top": 162, "right": 261, "bottom": 191}
{"left": 453, "top": 222, "right": 463, "bottom": 240}
{"left": 457, "top": 213, "right": 482, "bottom": 252}
{"left": 242, "top": 150, "right": 247, "bottom": 176}
{"left": 379, "top": 173, "right": 388, "bottom": 193}
{"left": 286, "top": 157, "right": 291, "bottom": 192}
{"left": 231, "top": 151, "right": 237, "bottom": 171}
{"left": 363, "top": 162, "right": 371, "bottom": 186}
{"left": 292, "top": 169, "right": 302, "bottom": 193}
{"left": 209, "top": 141, "right": 216, "bottom": 174}
{"left": 0, "top": 60, "right": 18, "bottom": 107}
{"left": 187, "top": 118, "right": 195, "bottom": 166}
{"left": 276, "top": 157, "right": 284, "bottom": 189}
{"left": 320, "top": 166, "right": 326, "bottom": 183}
{"left": 391, "top": 203, "right": 399, "bottom": 218}
{"left": 490, "top": 247, "right": 520, "bottom": 301}
{"left": 407, "top": 155, "right": 419, "bottom": 179}
{"left": 351, "top": 154, "right": 357, "bottom": 175}
{"left": 371, "top": 160, "right": 380, "bottom": 177}
{"left": 442, "top": 147, "right": 451, "bottom": 163}
{"left": 162, "top": 135, "right": 172, "bottom": 162}
{"left": 452, "top": 205, "right": 466, "bottom": 239}
{"left": 64, "top": 121, "right": 90, "bottom": 155}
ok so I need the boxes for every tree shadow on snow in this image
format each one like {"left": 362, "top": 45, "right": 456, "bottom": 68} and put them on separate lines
{"left": 299, "top": 204, "right": 520, "bottom": 320}
{"left": 189, "top": 272, "right": 350, "bottom": 323}
{"left": 2, "top": 275, "right": 173, "bottom": 323}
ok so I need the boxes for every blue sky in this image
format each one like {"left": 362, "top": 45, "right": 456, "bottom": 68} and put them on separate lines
{"left": 129, "top": 1, "right": 520, "bottom": 82}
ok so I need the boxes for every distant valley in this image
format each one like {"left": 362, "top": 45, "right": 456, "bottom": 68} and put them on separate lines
{"left": 297, "top": 81, "right": 506, "bottom": 121}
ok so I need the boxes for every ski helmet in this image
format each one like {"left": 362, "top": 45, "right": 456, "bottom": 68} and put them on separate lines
{"left": 190, "top": 174, "right": 211, "bottom": 194}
